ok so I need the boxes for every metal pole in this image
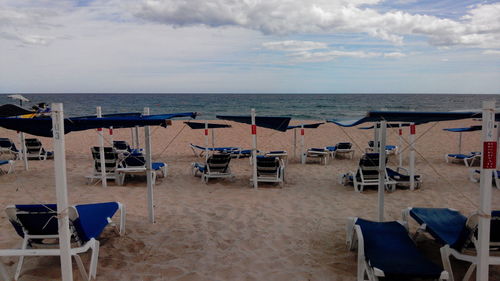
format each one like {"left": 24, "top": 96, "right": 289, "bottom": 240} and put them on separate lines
{"left": 212, "top": 128, "right": 215, "bottom": 148}
{"left": 251, "top": 109, "right": 258, "bottom": 189}
{"left": 477, "top": 100, "right": 496, "bottom": 281}
{"left": 97, "top": 107, "right": 107, "bottom": 188}
{"left": 134, "top": 126, "right": 140, "bottom": 149}
{"left": 51, "top": 103, "right": 73, "bottom": 281}
{"left": 300, "top": 124, "right": 305, "bottom": 164}
{"left": 205, "top": 120, "right": 209, "bottom": 163}
{"left": 377, "top": 121, "right": 387, "bottom": 222}
{"left": 398, "top": 123, "right": 403, "bottom": 168}
{"left": 374, "top": 123, "right": 380, "bottom": 153}
{"left": 18, "top": 132, "right": 28, "bottom": 170}
{"left": 144, "top": 107, "right": 155, "bottom": 223}
{"left": 293, "top": 129, "right": 297, "bottom": 161}
{"left": 109, "top": 126, "right": 114, "bottom": 144}
{"left": 409, "top": 123, "right": 416, "bottom": 190}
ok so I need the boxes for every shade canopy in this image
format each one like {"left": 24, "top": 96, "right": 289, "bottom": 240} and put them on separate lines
{"left": 287, "top": 122, "right": 324, "bottom": 130}
{"left": 184, "top": 121, "right": 231, "bottom": 129}
{"left": 443, "top": 125, "right": 482, "bottom": 132}
{"left": 216, "top": 115, "right": 291, "bottom": 132}
{"left": 0, "top": 112, "right": 197, "bottom": 137}
{"left": 7, "top": 95, "right": 30, "bottom": 102}
{"left": 0, "top": 104, "right": 34, "bottom": 117}
{"left": 328, "top": 111, "right": 496, "bottom": 127}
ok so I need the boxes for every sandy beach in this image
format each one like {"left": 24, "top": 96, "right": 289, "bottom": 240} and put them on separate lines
{"left": 0, "top": 119, "right": 499, "bottom": 281}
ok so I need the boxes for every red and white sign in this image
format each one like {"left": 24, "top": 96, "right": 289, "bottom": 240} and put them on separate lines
{"left": 483, "top": 141, "right": 497, "bottom": 169}
{"left": 410, "top": 124, "right": 416, "bottom": 135}
{"left": 204, "top": 129, "right": 208, "bottom": 136}
{"left": 301, "top": 129, "right": 304, "bottom": 136}
{"left": 251, "top": 125, "right": 257, "bottom": 135}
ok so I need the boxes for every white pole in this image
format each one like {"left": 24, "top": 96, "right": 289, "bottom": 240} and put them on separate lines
{"left": 293, "top": 129, "right": 297, "bottom": 161}
{"left": 409, "top": 123, "right": 416, "bottom": 190}
{"left": 398, "top": 123, "right": 403, "bottom": 168}
{"left": 205, "top": 120, "right": 209, "bottom": 163}
{"left": 212, "top": 128, "right": 215, "bottom": 148}
{"left": 458, "top": 132, "right": 462, "bottom": 154}
{"left": 97, "top": 107, "right": 107, "bottom": 188}
{"left": 130, "top": 128, "right": 135, "bottom": 146}
{"left": 377, "top": 121, "right": 387, "bottom": 222}
{"left": 477, "top": 100, "right": 496, "bottom": 281}
{"left": 144, "top": 107, "right": 155, "bottom": 223}
{"left": 109, "top": 126, "right": 114, "bottom": 144}
{"left": 300, "top": 124, "right": 305, "bottom": 164}
{"left": 251, "top": 109, "right": 258, "bottom": 189}
{"left": 18, "top": 132, "right": 28, "bottom": 170}
{"left": 134, "top": 126, "right": 140, "bottom": 149}
{"left": 51, "top": 103, "right": 73, "bottom": 281}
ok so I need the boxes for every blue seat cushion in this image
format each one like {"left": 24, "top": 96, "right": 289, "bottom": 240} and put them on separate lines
{"left": 309, "top": 148, "right": 326, "bottom": 152}
{"left": 152, "top": 162, "right": 165, "bottom": 170}
{"left": 385, "top": 145, "right": 396, "bottom": 150}
{"left": 193, "top": 162, "right": 205, "bottom": 172}
{"left": 447, "top": 153, "right": 473, "bottom": 159}
{"left": 356, "top": 218, "right": 443, "bottom": 279}
{"left": 0, "top": 160, "right": 9, "bottom": 165}
{"left": 325, "top": 146, "right": 337, "bottom": 151}
{"left": 410, "top": 208, "right": 469, "bottom": 250}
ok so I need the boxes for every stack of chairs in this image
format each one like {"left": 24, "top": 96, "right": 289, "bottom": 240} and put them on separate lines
{"left": 255, "top": 156, "right": 285, "bottom": 187}
{"left": 86, "top": 147, "right": 121, "bottom": 184}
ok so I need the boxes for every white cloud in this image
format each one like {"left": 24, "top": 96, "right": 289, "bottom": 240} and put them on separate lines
{"left": 482, "top": 50, "right": 500, "bottom": 55}
{"left": 384, "top": 52, "right": 406, "bottom": 58}
{"left": 262, "top": 40, "right": 328, "bottom": 52}
{"left": 135, "top": 0, "right": 500, "bottom": 48}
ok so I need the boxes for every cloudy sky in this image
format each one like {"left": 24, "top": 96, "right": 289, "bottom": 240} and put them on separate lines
{"left": 1, "top": 0, "right": 500, "bottom": 94}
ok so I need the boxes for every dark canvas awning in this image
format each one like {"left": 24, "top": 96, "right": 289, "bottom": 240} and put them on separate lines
{"left": 0, "top": 104, "right": 34, "bottom": 117}
{"left": 0, "top": 112, "right": 197, "bottom": 137}
{"left": 184, "top": 121, "right": 231, "bottom": 129}
{"left": 216, "top": 115, "right": 291, "bottom": 132}
{"left": 443, "top": 125, "right": 482, "bottom": 132}
{"left": 328, "top": 111, "right": 492, "bottom": 127}
{"left": 287, "top": 122, "right": 324, "bottom": 130}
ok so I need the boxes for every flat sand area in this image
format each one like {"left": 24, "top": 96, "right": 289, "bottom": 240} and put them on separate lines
{"left": 1, "top": 119, "right": 499, "bottom": 280}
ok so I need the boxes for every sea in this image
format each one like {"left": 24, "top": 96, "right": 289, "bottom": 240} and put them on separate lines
{"left": 1, "top": 93, "right": 500, "bottom": 120}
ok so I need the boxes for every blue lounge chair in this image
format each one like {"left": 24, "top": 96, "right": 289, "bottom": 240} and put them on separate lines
{"left": 113, "top": 140, "right": 132, "bottom": 154}
{"left": 445, "top": 152, "right": 480, "bottom": 167}
{"left": 403, "top": 207, "right": 500, "bottom": 281}
{"left": 116, "top": 153, "right": 167, "bottom": 185}
{"left": 366, "top": 141, "right": 398, "bottom": 156}
{"left": 189, "top": 143, "right": 240, "bottom": 158}
{"left": 254, "top": 156, "right": 285, "bottom": 187}
{"left": 264, "top": 150, "right": 288, "bottom": 165}
{"left": 0, "top": 202, "right": 125, "bottom": 281}
{"left": 0, "top": 138, "right": 19, "bottom": 160}
{"left": 191, "top": 153, "right": 233, "bottom": 183}
{"left": 325, "top": 146, "right": 337, "bottom": 159}
{"left": 24, "top": 138, "right": 53, "bottom": 160}
{"left": 334, "top": 142, "right": 355, "bottom": 159}
{"left": 347, "top": 217, "right": 448, "bottom": 280}
{"left": 305, "top": 148, "right": 328, "bottom": 165}
{"left": 0, "top": 160, "right": 14, "bottom": 175}
{"left": 340, "top": 153, "right": 396, "bottom": 192}
{"left": 386, "top": 167, "right": 422, "bottom": 189}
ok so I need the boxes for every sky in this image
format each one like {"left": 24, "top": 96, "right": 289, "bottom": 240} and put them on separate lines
{"left": 1, "top": 0, "right": 500, "bottom": 94}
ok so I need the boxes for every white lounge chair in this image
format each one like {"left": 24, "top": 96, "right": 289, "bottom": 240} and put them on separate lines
{"left": 334, "top": 142, "right": 355, "bottom": 159}
{"left": 340, "top": 153, "right": 396, "bottom": 192}
{"left": 305, "top": 148, "right": 328, "bottom": 165}
{"left": 445, "top": 152, "right": 481, "bottom": 167}
{"left": 24, "top": 138, "right": 53, "bottom": 160}
{"left": 191, "top": 153, "right": 233, "bottom": 183}
{"left": 86, "top": 147, "right": 121, "bottom": 184}
{"left": 366, "top": 141, "right": 398, "bottom": 156}
{"left": 116, "top": 153, "right": 167, "bottom": 186}
{"left": 254, "top": 156, "right": 285, "bottom": 187}
{"left": 386, "top": 167, "right": 422, "bottom": 189}
{"left": 265, "top": 150, "right": 288, "bottom": 165}
{"left": 469, "top": 169, "right": 500, "bottom": 189}
{"left": 0, "top": 138, "right": 19, "bottom": 160}
{"left": 0, "top": 202, "right": 125, "bottom": 281}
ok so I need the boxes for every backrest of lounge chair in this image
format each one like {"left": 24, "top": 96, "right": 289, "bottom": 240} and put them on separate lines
{"left": 0, "top": 138, "right": 16, "bottom": 151}
{"left": 207, "top": 154, "right": 231, "bottom": 171}
{"left": 336, "top": 142, "right": 352, "bottom": 149}
{"left": 113, "top": 141, "right": 130, "bottom": 152}
{"left": 25, "top": 138, "right": 44, "bottom": 153}
{"left": 91, "top": 147, "right": 118, "bottom": 172}
{"left": 368, "top": 140, "right": 374, "bottom": 147}
{"left": 123, "top": 154, "right": 146, "bottom": 167}
{"left": 359, "top": 153, "right": 381, "bottom": 167}
{"left": 257, "top": 156, "right": 279, "bottom": 174}
{"left": 6, "top": 202, "right": 119, "bottom": 243}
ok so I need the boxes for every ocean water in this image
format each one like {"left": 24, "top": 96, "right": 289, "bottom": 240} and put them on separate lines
{"left": 1, "top": 94, "right": 500, "bottom": 120}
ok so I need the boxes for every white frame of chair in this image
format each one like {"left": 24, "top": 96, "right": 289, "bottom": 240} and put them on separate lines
{"left": 402, "top": 207, "right": 500, "bottom": 281}
{"left": 387, "top": 166, "right": 423, "bottom": 189}
{"left": 346, "top": 217, "right": 449, "bottom": 281}
{"left": 255, "top": 158, "right": 285, "bottom": 187}
{"left": 444, "top": 153, "right": 481, "bottom": 167}
{"left": 264, "top": 151, "right": 288, "bottom": 166}
{"left": 346, "top": 166, "right": 396, "bottom": 192}
{"left": 335, "top": 143, "right": 355, "bottom": 159}
{"left": 0, "top": 160, "right": 14, "bottom": 175}
{"left": 0, "top": 202, "right": 125, "bottom": 281}
{"left": 305, "top": 148, "right": 328, "bottom": 165}
{"left": 116, "top": 162, "right": 167, "bottom": 186}
{"left": 366, "top": 145, "right": 398, "bottom": 156}
{"left": 86, "top": 147, "right": 121, "bottom": 184}
{"left": 0, "top": 139, "right": 20, "bottom": 160}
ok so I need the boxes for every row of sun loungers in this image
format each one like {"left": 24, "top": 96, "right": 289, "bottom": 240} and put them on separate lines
{"left": 348, "top": 208, "right": 500, "bottom": 281}
{"left": 0, "top": 137, "right": 53, "bottom": 160}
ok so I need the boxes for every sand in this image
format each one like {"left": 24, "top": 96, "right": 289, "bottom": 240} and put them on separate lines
{"left": 0, "top": 119, "right": 499, "bottom": 281}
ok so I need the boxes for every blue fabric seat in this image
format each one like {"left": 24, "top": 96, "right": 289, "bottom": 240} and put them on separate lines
{"left": 354, "top": 218, "right": 445, "bottom": 279}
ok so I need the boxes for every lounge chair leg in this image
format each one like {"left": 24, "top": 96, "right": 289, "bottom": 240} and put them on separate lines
{"left": 462, "top": 263, "right": 475, "bottom": 281}
{"left": 440, "top": 245, "right": 455, "bottom": 281}
{"left": 74, "top": 254, "right": 90, "bottom": 281}
{"left": 14, "top": 237, "right": 29, "bottom": 281}
{"left": 90, "top": 240, "right": 100, "bottom": 279}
